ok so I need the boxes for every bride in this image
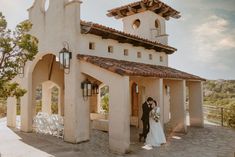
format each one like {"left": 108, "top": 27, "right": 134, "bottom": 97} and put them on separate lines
{"left": 145, "top": 100, "right": 166, "bottom": 147}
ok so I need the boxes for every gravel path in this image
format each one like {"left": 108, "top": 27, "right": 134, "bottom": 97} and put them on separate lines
{"left": 0, "top": 119, "right": 235, "bottom": 157}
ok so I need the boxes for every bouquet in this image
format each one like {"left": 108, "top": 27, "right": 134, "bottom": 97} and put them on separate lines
{"left": 150, "top": 108, "right": 160, "bottom": 122}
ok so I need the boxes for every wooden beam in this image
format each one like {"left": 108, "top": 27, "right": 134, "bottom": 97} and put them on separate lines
{"left": 158, "top": 7, "right": 170, "bottom": 16}
{"left": 114, "top": 10, "right": 125, "bottom": 19}
{"left": 148, "top": 2, "right": 162, "bottom": 11}
{"left": 48, "top": 55, "right": 55, "bottom": 81}
{"left": 140, "top": 2, "right": 147, "bottom": 10}
{"left": 101, "top": 33, "right": 110, "bottom": 39}
{"left": 128, "top": 6, "right": 137, "bottom": 14}
{"left": 81, "top": 26, "right": 92, "bottom": 34}
{"left": 147, "top": 0, "right": 154, "bottom": 7}
{"left": 118, "top": 38, "right": 131, "bottom": 43}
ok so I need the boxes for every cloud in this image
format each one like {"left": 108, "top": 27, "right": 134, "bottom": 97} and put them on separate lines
{"left": 193, "top": 15, "right": 235, "bottom": 64}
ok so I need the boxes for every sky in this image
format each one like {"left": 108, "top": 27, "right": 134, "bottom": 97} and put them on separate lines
{"left": 0, "top": 0, "right": 235, "bottom": 80}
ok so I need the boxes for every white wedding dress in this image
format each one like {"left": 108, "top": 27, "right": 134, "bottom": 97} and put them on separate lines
{"left": 145, "top": 107, "right": 166, "bottom": 147}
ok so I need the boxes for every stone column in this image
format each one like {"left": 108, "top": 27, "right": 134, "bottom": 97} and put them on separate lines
{"left": 42, "top": 82, "right": 52, "bottom": 114}
{"left": 20, "top": 74, "right": 33, "bottom": 132}
{"left": 63, "top": 59, "right": 90, "bottom": 143}
{"left": 109, "top": 76, "right": 130, "bottom": 154}
{"left": 188, "top": 81, "right": 204, "bottom": 127}
{"left": 59, "top": 87, "right": 65, "bottom": 116}
{"left": 7, "top": 97, "right": 17, "bottom": 128}
{"left": 144, "top": 78, "right": 164, "bottom": 125}
{"left": 169, "top": 80, "right": 187, "bottom": 133}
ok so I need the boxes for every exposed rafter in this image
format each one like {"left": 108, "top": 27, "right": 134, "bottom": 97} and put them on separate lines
{"left": 107, "top": 0, "right": 181, "bottom": 20}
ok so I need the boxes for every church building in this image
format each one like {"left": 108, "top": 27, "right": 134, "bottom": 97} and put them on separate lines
{"left": 7, "top": 0, "right": 205, "bottom": 154}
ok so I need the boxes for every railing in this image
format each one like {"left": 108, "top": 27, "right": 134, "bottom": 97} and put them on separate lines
{"left": 203, "top": 105, "right": 235, "bottom": 127}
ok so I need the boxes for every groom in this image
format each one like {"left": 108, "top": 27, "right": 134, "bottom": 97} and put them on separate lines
{"left": 139, "top": 97, "right": 153, "bottom": 142}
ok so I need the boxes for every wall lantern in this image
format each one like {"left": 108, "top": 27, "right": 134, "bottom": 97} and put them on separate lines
{"left": 92, "top": 83, "right": 99, "bottom": 95}
{"left": 59, "top": 42, "right": 72, "bottom": 73}
{"left": 135, "top": 84, "right": 139, "bottom": 94}
{"left": 81, "top": 79, "right": 92, "bottom": 98}
{"left": 17, "top": 61, "right": 25, "bottom": 78}
{"left": 165, "top": 85, "right": 170, "bottom": 95}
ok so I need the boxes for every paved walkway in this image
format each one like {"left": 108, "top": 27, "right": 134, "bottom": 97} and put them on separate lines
{"left": 0, "top": 119, "right": 235, "bottom": 157}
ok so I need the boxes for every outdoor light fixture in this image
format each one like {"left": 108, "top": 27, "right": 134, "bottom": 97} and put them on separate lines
{"left": 17, "top": 61, "right": 25, "bottom": 78}
{"left": 165, "top": 85, "right": 170, "bottom": 95}
{"left": 81, "top": 79, "right": 92, "bottom": 98}
{"left": 135, "top": 84, "right": 139, "bottom": 94}
{"left": 92, "top": 83, "right": 99, "bottom": 95}
{"left": 59, "top": 41, "right": 72, "bottom": 73}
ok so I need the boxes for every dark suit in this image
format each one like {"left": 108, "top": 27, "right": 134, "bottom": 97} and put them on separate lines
{"left": 140, "top": 101, "right": 152, "bottom": 140}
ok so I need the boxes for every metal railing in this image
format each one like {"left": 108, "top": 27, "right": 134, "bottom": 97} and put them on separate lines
{"left": 203, "top": 105, "right": 235, "bottom": 127}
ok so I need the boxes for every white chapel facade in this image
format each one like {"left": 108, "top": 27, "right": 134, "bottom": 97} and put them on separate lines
{"left": 7, "top": 0, "right": 205, "bottom": 154}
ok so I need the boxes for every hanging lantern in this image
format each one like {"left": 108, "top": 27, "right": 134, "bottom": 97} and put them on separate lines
{"left": 59, "top": 47, "right": 72, "bottom": 70}
{"left": 81, "top": 79, "right": 92, "bottom": 98}
{"left": 92, "top": 83, "right": 99, "bottom": 95}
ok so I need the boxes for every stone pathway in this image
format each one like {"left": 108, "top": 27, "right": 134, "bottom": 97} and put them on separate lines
{"left": 0, "top": 119, "right": 235, "bottom": 157}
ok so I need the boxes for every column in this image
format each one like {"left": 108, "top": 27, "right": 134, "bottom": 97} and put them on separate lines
{"left": 144, "top": 78, "right": 164, "bottom": 125}
{"left": 169, "top": 80, "right": 187, "bottom": 133}
{"left": 188, "top": 81, "right": 204, "bottom": 127}
{"left": 20, "top": 75, "right": 33, "bottom": 132}
{"left": 59, "top": 87, "right": 65, "bottom": 116}
{"left": 42, "top": 82, "right": 52, "bottom": 114}
{"left": 109, "top": 76, "right": 130, "bottom": 154}
{"left": 63, "top": 59, "right": 90, "bottom": 143}
{"left": 7, "top": 97, "right": 17, "bottom": 128}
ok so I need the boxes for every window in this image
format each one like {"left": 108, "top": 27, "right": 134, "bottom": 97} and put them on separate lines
{"left": 108, "top": 46, "right": 113, "bottom": 53}
{"left": 137, "top": 52, "right": 141, "bottom": 58}
{"left": 160, "top": 56, "right": 163, "bottom": 62}
{"left": 124, "top": 49, "right": 129, "bottom": 56}
{"left": 155, "top": 19, "right": 160, "bottom": 29}
{"left": 89, "top": 42, "right": 95, "bottom": 50}
{"left": 149, "top": 54, "right": 153, "bottom": 60}
{"left": 132, "top": 19, "right": 141, "bottom": 29}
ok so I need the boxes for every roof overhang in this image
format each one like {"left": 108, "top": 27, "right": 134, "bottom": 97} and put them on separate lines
{"left": 107, "top": 0, "right": 181, "bottom": 20}
{"left": 81, "top": 21, "right": 177, "bottom": 54}
{"left": 77, "top": 54, "right": 206, "bottom": 81}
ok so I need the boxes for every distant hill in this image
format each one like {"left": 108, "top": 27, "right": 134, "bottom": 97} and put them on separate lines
{"left": 204, "top": 80, "right": 235, "bottom": 107}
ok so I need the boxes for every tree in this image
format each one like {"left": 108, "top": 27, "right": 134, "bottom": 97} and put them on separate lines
{"left": 0, "top": 12, "right": 38, "bottom": 99}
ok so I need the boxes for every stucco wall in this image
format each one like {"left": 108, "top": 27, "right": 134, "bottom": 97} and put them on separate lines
{"left": 28, "top": 0, "right": 168, "bottom": 68}
{"left": 79, "top": 34, "right": 168, "bottom": 66}
{"left": 122, "top": 11, "right": 167, "bottom": 44}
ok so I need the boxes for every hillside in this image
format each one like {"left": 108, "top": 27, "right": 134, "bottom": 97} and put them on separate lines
{"left": 204, "top": 80, "right": 235, "bottom": 107}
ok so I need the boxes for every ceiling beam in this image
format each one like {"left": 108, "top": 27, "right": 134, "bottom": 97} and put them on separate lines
{"left": 158, "top": 7, "right": 170, "bottom": 16}
{"left": 128, "top": 6, "right": 137, "bottom": 14}
{"left": 148, "top": 2, "right": 162, "bottom": 11}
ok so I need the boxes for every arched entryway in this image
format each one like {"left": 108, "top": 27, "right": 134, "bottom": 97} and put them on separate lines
{"left": 32, "top": 54, "right": 64, "bottom": 118}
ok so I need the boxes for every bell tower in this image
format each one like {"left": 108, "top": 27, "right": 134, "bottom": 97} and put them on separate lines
{"left": 27, "top": 0, "right": 82, "bottom": 53}
{"left": 107, "top": 0, "right": 181, "bottom": 45}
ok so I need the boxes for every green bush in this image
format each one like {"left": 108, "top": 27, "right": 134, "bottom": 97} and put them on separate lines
{"left": 51, "top": 103, "right": 58, "bottom": 114}
{"left": 101, "top": 94, "right": 109, "bottom": 114}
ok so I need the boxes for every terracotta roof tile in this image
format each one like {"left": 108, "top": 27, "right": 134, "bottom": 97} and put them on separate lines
{"left": 77, "top": 54, "right": 205, "bottom": 81}
{"left": 107, "top": 0, "right": 181, "bottom": 20}
{"left": 81, "top": 21, "right": 176, "bottom": 54}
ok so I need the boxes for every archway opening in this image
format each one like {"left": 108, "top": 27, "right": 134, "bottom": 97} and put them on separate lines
{"left": 31, "top": 54, "right": 64, "bottom": 138}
